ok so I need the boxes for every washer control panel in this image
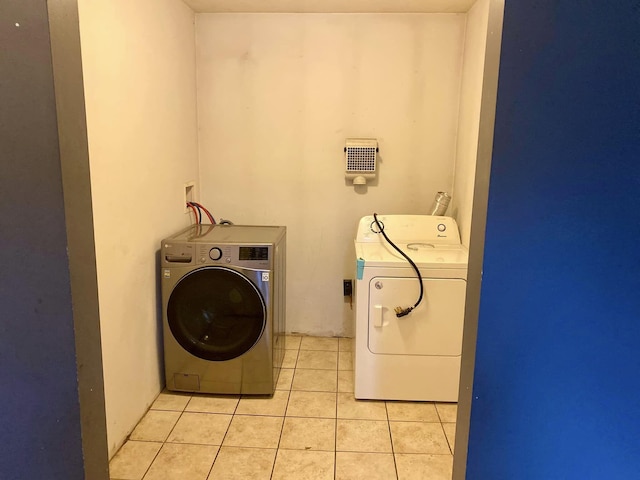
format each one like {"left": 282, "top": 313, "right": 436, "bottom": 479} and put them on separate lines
{"left": 162, "top": 243, "right": 273, "bottom": 268}
{"left": 196, "top": 244, "right": 272, "bottom": 268}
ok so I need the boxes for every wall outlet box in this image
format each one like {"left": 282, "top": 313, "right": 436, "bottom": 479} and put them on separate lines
{"left": 184, "top": 181, "right": 196, "bottom": 213}
{"left": 343, "top": 279, "right": 353, "bottom": 296}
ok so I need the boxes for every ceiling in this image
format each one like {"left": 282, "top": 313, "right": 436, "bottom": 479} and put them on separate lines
{"left": 182, "top": 0, "right": 478, "bottom": 14}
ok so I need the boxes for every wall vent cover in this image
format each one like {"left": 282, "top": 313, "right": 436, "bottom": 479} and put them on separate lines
{"left": 345, "top": 138, "right": 378, "bottom": 186}
{"left": 345, "top": 139, "right": 377, "bottom": 172}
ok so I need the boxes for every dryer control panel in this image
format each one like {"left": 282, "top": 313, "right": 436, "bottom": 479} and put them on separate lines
{"left": 355, "top": 215, "right": 461, "bottom": 245}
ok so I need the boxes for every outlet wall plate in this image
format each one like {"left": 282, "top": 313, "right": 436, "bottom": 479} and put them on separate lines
{"left": 343, "top": 279, "right": 353, "bottom": 296}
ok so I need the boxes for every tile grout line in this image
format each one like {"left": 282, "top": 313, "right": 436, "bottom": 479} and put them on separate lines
{"left": 434, "top": 403, "right": 456, "bottom": 455}
{"left": 270, "top": 344, "right": 299, "bottom": 479}
{"left": 443, "top": 421, "right": 454, "bottom": 455}
{"left": 334, "top": 354, "right": 339, "bottom": 480}
{"left": 203, "top": 395, "right": 241, "bottom": 480}
{"left": 138, "top": 397, "right": 191, "bottom": 480}
{"left": 137, "top": 434, "right": 163, "bottom": 480}
{"left": 271, "top": 382, "right": 293, "bottom": 479}
{"left": 385, "top": 400, "right": 400, "bottom": 480}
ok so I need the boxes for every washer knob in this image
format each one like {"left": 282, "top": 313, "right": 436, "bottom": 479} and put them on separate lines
{"left": 437, "top": 223, "right": 446, "bottom": 232}
{"left": 209, "top": 247, "right": 223, "bottom": 261}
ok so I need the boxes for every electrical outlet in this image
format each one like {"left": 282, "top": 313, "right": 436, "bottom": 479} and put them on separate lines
{"left": 343, "top": 279, "right": 353, "bottom": 296}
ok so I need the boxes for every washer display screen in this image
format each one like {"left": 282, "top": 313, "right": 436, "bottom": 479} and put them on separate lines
{"left": 239, "top": 246, "right": 269, "bottom": 261}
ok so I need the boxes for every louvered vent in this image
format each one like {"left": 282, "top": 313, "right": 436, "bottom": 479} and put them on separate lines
{"left": 345, "top": 138, "right": 378, "bottom": 186}
{"left": 346, "top": 145, "right": 376, "bottom": 172}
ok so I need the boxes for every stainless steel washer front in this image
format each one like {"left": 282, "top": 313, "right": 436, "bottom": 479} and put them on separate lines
{"left": 161, "top": 224, "right": 286, "bottom": 395}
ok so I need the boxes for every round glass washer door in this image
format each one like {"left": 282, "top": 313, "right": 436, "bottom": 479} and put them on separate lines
{"left": 167, "top": 267, "right": 266, "bottom": 361}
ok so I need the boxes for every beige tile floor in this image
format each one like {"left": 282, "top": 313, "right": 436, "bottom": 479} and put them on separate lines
{"left": 109, "top": 336, "right": 457, "bottom": 480}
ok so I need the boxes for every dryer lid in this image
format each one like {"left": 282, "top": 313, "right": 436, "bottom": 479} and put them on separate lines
{"left": 355, "top": 242, "right": 468, "bottom": 269}
{"left": 354, "top": 214, "right": 468, "bottom": 269}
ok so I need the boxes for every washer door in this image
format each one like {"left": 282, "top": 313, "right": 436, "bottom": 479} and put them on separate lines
{"left": 167, "top": 267, "right": 266, "bottom": 361}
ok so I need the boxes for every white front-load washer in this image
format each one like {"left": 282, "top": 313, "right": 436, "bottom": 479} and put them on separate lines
{"left": 353, "top": 215, "right": 468, "bottom": 402}
{"left": 161, "top": 224, "right": 286, "bottom": 395}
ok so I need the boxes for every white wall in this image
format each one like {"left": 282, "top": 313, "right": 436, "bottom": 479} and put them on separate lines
{"left": 77, "top": 0, "right": 199, "bottom": 457}
{"left": 451, "top": 0, "right": 490, "bottom": 247}
{"left": 196, "top": 13, "right": 467, "bottom": 336}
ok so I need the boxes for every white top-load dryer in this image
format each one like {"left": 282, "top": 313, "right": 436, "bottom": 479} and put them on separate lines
{"left": 354, "top": 214, "right": 468, "bottom": 402}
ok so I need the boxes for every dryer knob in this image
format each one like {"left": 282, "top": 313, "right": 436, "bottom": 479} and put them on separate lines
{"left": 209, "top": 247, "right": 223, "bottom": 261}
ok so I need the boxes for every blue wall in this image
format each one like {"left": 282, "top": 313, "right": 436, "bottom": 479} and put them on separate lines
{"left": 468, "top": 1, "right": 640, "bottom": 478}
{"left": 0, "top": 1, "right": 85, "bottom": 478}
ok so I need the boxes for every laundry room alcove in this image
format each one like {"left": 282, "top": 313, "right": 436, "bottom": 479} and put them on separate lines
{"left": 75, "top": 0, "right": 503, "bottom": 475}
